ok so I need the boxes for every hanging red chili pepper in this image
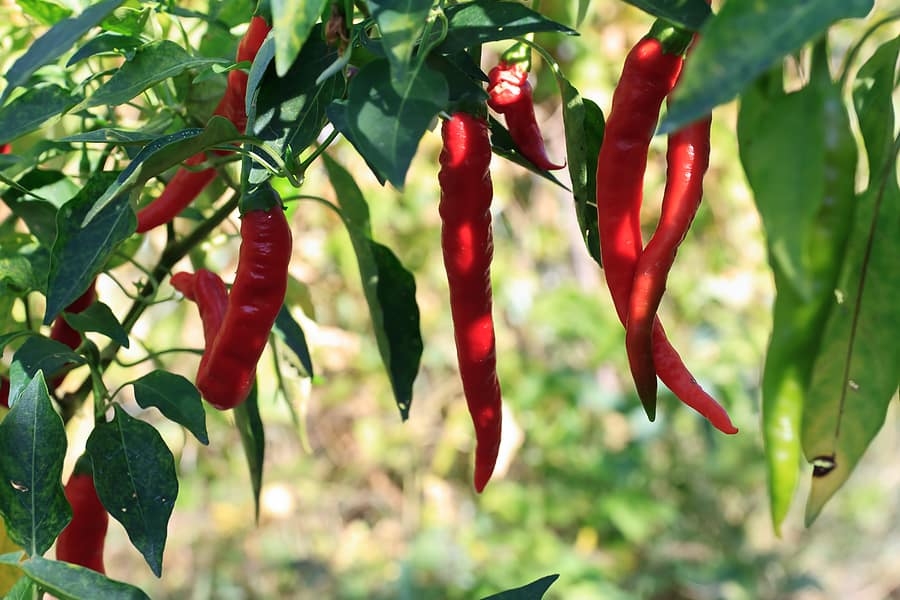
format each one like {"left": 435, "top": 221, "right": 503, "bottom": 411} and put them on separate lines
{"left": 171, "top": 270, "right": 229, "bottom": 348}
{"left": 595, "top": 23, "right": 736, "bottom": 433}
{"left": 439, "top": 111, "right": 503, "bottom": 493}
{"left": 195, "top": 188, "right": 291, "bottom": 410}
{"left": 49, "top": 280, "right": 97, "bottom": 352}
{"left": 135, "top": 16, "right": 271, "bottom": 233}
{"left": 487, "top": 50, "right": 564, "bottom": 171}
{"left": 56, "top": 457, "right": 109, "bottom": 574}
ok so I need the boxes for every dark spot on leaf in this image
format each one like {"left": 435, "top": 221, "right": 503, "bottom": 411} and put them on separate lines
{"left": 812, "top": 455, "right": 836, "bottom": 478}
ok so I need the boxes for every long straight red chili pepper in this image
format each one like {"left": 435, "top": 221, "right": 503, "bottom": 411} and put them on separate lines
{"left": 135, "top": 16, "right": 271, "bottom": 233}
{"left": 487, "top": 61, "right": 564, "bottom": 171}
{"left": 438, "top": 111, "right": 503, "bottom": 493}
{"left": 595, "top": 26, "right": 736, "bottom": 434}
{"left": 56, "top": 458, "right": 108, "bottom": 574}
{"left": 195, "top": 201, "right": 291, "bottom": 410}
{"left": 626, "top": 61, "right": 711, "bottom": 411}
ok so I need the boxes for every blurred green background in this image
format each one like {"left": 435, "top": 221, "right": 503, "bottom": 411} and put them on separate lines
{"left": 4, "top": 0, "right": 899, "bottom": 598}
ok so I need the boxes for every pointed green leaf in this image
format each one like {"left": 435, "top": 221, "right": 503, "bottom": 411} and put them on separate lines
{"left": 0, "top": 372, "right": 70, "bottom": 556}
{"left": 439, "top": 0, "right": 577, "bottom": 53}
{"left": 0, "top": 169, "right": 76, "bottom": 246}
{"left": 322, "top": 154, "right": 422, "bottom": 419}
{"left": 11, "top": 337, "right": 86, "bottom": 382}
{"left": 6, "top": 556, "right": 150, "bottom": 600}
{"left": 62, "top": 302, "right": 129, "bottom": 348}
{"left": 480, "top": 574, "right": 560, "bottom": 600}
{"left": 271, "top": 0, "right": 327, "bottom": 77}
{"left": 44, "top": 171, "right": 133, "bottom": 325}
{"left": 0, "top": 86, "right": 80, "bottom": 146}
{"left": 17, "top": 0, "right": 73, "bottom": 25}
{"left": 66, "top": 32, "right": 142, "bottom": 67}
{"left": 132, "top": 371, "right": 208, "bottom": 445}
{"left": 272, "top": 305, "right": 314, "bottom": 378}
{"left": 2, "top": 574, "right": 37, "bottom": 600}
{"left": 233, "top": 383, "right": 264, "bottom": 522}
{"left": 1, "top": 0, "right": 125, "bottom": 102}
{"left": 86, "top": 405, "right": 178, "bottom": 577}
{"left": 620, "top": 0, "right": 711, "bottom": 31}
{"left": 369, "top": 0, "right": 433, "bottom": 81}
{"left": 59, "top": 128, "right": 159, "bottom": 144}
{"left": 328, "top": 59, "right": 447, "bottom": 188}
{"left": 661, "top": 0, "right": 875, "bottom": 134}
{"left": 70, "top": 40, "right": 227, "bottom": 112}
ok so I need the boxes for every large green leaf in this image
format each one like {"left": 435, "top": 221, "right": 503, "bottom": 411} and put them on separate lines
{"left": 132, "top": 371, "right": 209, "bottom": 445}
{"left": 271, "top": 0, "right": 327, "bottom": 77}
{"left": 326, "top": 59, "right": 448, "bottom": 188}
{"left": 12, "top": 337, "right": 86, "bottom": 381}
{"left": 438, "top": 0, "right": 576, "bottom": 53}
{"left": 480, "top": 574, "right": 560, "bottom": 600}
{"left": 0, "top": 86, "right": 80, "bottom": 146}
{"left": 0, "top": 372, "right": 70, "bottom": 556}
{"left": 661, "top": 0, "right": 875, "bottom": 134}
{"left": 0, "top": 555, "right": 150, "bottom": 600}
{"left": 801, "top": 37, "right": 900, "bottom": 525}
{"left": 70, "top": 40, "right": 227, "bottom": 112}
{"left": 44, "top": 171, "right": 133, "bottom": 325}
{"left": 234, "top": 383, "right": 264, "bottom": 522}
{"left": 620, "top": 0, "right": 712, "bottom": 31}
{"left": 322, "top": 154, "right": 422, "bottom": 419}
{"left": 1, "top": 0, "right": 124, "bottom": 103}
{"left": 62, "top": 302, "right": 129, "bottom": 347}
{"left": 86, "top": 405, "right": 178, "bottom": 577}
{"left": 369, "top": 0, "right": 433, "bottom": 81}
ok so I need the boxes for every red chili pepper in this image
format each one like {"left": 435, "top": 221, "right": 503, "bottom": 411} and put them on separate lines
{"left": 0, "top": 376, "right": 8, "bottom": 408}
{"left": 595, "top": 27, "right": 736, "bottom": 433}
{"left": 56, "top": 459, "right": 108, "bottom": 574}
{"left": 626, "top": 71, "right": 711, "bottom": 414}
{"left": 195, "top": 203, "right": 291, "bottom": 410}
{"left": 135, "top": 16, "right": 271, "bottom": 233}
{"left": 0, "top": 144, "right": 10, "bottom": 154}
{"left": 171, "top": 270, "right": 229, "bottom": 349}
{"left": 49, "top": 280, "right": 97, "bottom": 352}
{"left": 487, "top": 60, "right": 564, "bottom": 171}
{"left": 438, "top": 111, "right": 503, "bottom": 492}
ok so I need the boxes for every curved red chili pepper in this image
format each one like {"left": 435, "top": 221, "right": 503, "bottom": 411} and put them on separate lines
{"left": 56, "top": 461, "right": 109, "bottom": 574}
{"left": 595, "top": 31, "right": 736, "bottom": 434}
{"left": 439, "top": 111, "right": 503, "bottom": 492}
{"left": 135, "top": 16, "right": 271, "bottom": 233}
{"left": 195, "top": 204, "right": 291, "bottom": 409}
{"left": 171, "top": 269, "right": 229, "bottom": 348}
{"left": 488, "top": 61, "right": 564, "bottom": 171}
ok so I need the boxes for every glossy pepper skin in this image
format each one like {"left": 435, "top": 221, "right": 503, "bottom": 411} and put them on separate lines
{"left": 135, "top": 16, "right": 271, "bottom": 233}
{"left": 439, "top": 112, "right": 503, "bottom": 493}
{"left": 487, "top": 61, "right": 564, "bottom": 171}
{"left": 195, "top": 205, "right": 291, "bottom": 409}
{"left": 56, "top": 461, "right": 108, "bottom": 574}
{"left": 626, "top": 89, "right": 711, "bottom": 413}
{"left": 171, "top": 270, "right": 229, "bottom": 348}
{"left": 595, "top": 33, "right": 736, "bottom": 434}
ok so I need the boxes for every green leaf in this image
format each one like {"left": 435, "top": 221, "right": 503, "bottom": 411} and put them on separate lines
{"left": 100, "top": 5, "right": 149, "bottom": 37}
{"left": 0, "top": 372, "right": 70, "bottom": 556}
{"left": 62, "top": 302, "right": 129, "bottom": 347}
{"left": 252, "top": 23, "right": 343, "bottom": 180}
{"left": 660, "top": 0, "right": 875, "bottom": 134}
{"left": 16, "top": 0, "right": 73, "bottom": 25}
{"left": 322, "top": 154, "right": 423, "bottom": 419}
{"left": 2, "top": 574, "right": 37, "bottom": 600}
{"left": 44, "top": 171, "right": 133, "bottom": 325}
{"left": 131, "top": 371, "right": 209, "bottom": 445}
{"left": 0, "top": 0, "right": 125, "bottom": 103}
{"left": 233, "top": 383, "right": 264, "bottom": 523}
{"left": 0, "top": 86, "right": 80, "bottom": 146}
{"left": 369, "top": 0, "right": 433, "bottom": 81}
{"left": 271, "top": 0, "right": 327, "bottom": 77}
{"left": 11, "top": 337, "right": 86, "bottom": 382}
{"left": 802, "top": 36, "right": 900, "bottom": 525}
{"left": 59, "top": 128, "right": 160, "bottom": 145}
{"left": 0, "top": 169, "right": 78, "bottom": 246}
{"left": 272, "top": 305, "right": 314, "bottom": 378}
{"left": 66, "top": 33, "right": 143, "bottom": 67}
{"left": 324, "top": 102, "right": 387, "bottom": 184}
{"left": 556, "top": 73, "right": 603, "bottom": 266}
{"left": 85, "top": 116, "right": 243, "bottom": 224}
{"left": 480, "top": 574, "right": 560, "bottom": 600}
{"left": 740, "top": 43, "right": 858, "bottom": 532}
{"left": 1, "top": 555, "right": 149, "bottom": 600}
{"left": 487, "top": 117, "right": 568, "bottom": 189}
{"left": 327, "top": 59, "right": 448, "bottom": 188}
{"left": 70, "top": 40, "right": 227, "bottom": 112}
{"left": 86, "top": 405, "right": 178, "bottom": 577}
{"left": 620, "top": 0, "right": 712, "bottom": 31}
{"left": 439, "top": 0, "right": 577, "bottom": 53}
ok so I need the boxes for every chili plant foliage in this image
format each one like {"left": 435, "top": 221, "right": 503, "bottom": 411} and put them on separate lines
{"left": 0, "top": 0, "right": 896, "bottom": 596}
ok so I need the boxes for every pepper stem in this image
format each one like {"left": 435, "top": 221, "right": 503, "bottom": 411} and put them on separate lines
{"left": 648, "top": 19, "right": 693, "bottom": 56}
{"left": 501, "top": 41, "right": 532, "bottom": 71}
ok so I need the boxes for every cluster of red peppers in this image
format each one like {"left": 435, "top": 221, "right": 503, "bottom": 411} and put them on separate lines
{"left": 595, "top": 17, "right": 736, "bottom": 434}
{"left": 438, "top": 46, "right": 562, "bottom": 492}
